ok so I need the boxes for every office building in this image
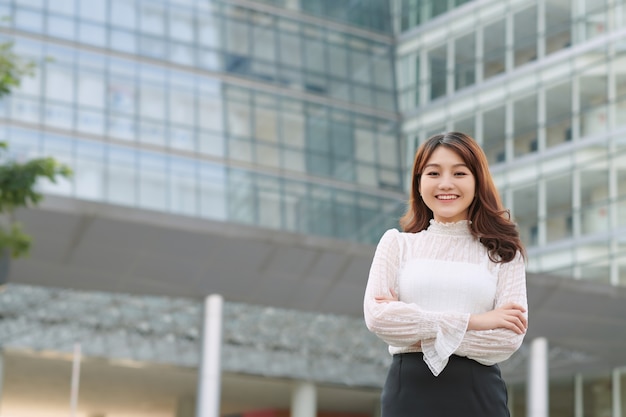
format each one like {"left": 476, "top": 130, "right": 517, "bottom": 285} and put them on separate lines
{"left": 0, "top": 0, "right": 625, "bottom": 416}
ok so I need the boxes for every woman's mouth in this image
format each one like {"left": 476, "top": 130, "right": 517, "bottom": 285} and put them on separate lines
{"left": 436, "top": 195, "right": 459, "bottom": 200}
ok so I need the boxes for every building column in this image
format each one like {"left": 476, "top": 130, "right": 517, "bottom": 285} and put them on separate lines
{"left": 291, "top": 382, "right": 316, "bottom": 417}
{"left": 505, "top": 10, "right": 514, "bottom": 73}
{"left": 537, "top": 0, "right": 546, "bottom": 60}
{"left": 527, "top": 338, "right": 549, "bottom": 417}
{"left": 574, "top": 373, "right": 583, "bottom": 417}
{"left": 196, "top": 294, "right": 223, "bottom": 417}
{"left": 613, "top": 368, "right": 622, "bottom": 417}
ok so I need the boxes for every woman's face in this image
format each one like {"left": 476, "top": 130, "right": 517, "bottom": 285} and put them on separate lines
{"left": 418, "top": 146, "right": 476, "bottom": 223}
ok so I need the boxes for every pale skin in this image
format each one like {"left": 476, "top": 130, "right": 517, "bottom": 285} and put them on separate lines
{"left": 374, "top": 146, "right": 528, "bottom": 346}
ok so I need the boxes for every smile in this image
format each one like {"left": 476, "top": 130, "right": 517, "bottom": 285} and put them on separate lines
{"left": 436, "top": 195, "right": 459, "bottom": 200}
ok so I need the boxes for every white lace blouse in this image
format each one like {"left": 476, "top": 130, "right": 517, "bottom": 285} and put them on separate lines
{"left": 363, "top": 220, "right": 527, "bottom": 376}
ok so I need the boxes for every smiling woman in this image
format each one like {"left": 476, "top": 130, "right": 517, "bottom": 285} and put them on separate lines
{"left": 418, "top": 146, "right": 476, "bottom": 223}
{"left": 364, "top": 132, "right": 528, "bottom": 417}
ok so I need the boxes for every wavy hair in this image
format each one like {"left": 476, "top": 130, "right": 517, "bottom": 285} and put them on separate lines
{"left": 399, "top": 132, "right": 525, "bottom": 263}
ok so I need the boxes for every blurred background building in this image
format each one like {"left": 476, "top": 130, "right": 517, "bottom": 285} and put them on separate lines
{"left": 0, "top": 0, "right": 625, "bottom": 416}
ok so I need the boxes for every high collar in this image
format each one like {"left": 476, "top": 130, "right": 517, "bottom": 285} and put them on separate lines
{"left": 426, "top": 219, "right": 473, "bottom": 237}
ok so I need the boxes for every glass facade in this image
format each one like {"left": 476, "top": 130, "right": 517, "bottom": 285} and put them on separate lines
{"left": 398, "top": 0, "right": 626, "bottom": 285}
{"left": 249, "top": 0, "right": 392, "bottom": 33}
{"left": 395, "top": 0, "right": 475, "bottom": 32}
{"left": 0, "top": 0, "right": 404, "bottom": 244}
{"left": 399, "top": 2, "right": 626, "bottom": 412}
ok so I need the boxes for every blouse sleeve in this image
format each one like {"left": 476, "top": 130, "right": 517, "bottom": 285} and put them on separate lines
{"left": 363, "top": 229, "right": 470, "bottom": 376}
{"left": 455, "top": 251, "right": 528, "bottom": 365}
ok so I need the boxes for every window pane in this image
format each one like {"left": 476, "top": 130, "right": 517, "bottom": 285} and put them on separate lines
{"left": 513, "top": 184, "right": 538, "bottom": 246}
{"left": 546, "top": 83, "right": 572, "bottom": 148}
{"left": 482, "top": 107, "right": 506, "bottom": 164}
{"left": 46, "top": 64, "right": 74, "bottom": 102}
{"left": 428, "top": 45, "right": 446, "bottom": 100}
{"left": 139, "top": 153, "right": 167, "bottom": 210}
{"left": 107, "top": 147, "right": 136, "bottom": 205}
{"left": 78, "top": 71, "right": 105, "bottom": 108}
{"left": 546, "top": 175, "right": 572, "bottom": 243}
{"left": 513, "top": 94, "right": 538, "bottom": 158}
{"left": 111, "top": 0, "right": 136, "bottom": 29}
{"left": 455, "top": 34, "right": 475, "bottom": 91}
{"left": 514, "top": 7, "right": 538, "bottom": 68}
{"left": 75, "top": 141, "right": 105, "bottom": 200}
{"left": 581, "top": 164, "right": 609, "bottom": 234}
{"left": 484, "top": 20, "right": 506, "bottom": 79}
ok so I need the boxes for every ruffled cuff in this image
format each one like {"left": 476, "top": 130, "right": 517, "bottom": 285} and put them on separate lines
{"left": 421, "top": 313, "right": 470, "bottom": 376}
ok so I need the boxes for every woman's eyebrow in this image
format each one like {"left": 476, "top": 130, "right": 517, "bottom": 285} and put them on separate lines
{"left": 424, "top": 163, "right": 468, "bottom": 169}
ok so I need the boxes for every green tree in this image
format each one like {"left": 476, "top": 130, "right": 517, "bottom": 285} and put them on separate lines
{"left": 0, "top": 40, "right": 72, "bottom": 260}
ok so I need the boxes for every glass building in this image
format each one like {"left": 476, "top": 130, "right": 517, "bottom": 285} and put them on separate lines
{"left": 0, "top": 0, "right": 405, "bottom": 244}
{"left": 396, "top": 0, "right": 626, "bottom": 415}
{"left": 0, "top": 0, "right": 625, "bottom": 416}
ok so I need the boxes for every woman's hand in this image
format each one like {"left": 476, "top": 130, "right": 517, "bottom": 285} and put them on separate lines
{"left": 468, "top": 302, "right": 528, "bottom": 334}
{"left": 374, "top": 288, "right": 398, "bottom": 303}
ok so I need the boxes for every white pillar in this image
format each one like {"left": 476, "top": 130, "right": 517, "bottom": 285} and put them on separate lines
{"left": 527, "top": 337, "right": 549, "bottom": 417}
{"left": 537, "top": 0, "right": 546, "bottom": 59}
{"left": 574, "top": 373, "right": 583, "bottom": 417}
{"left": 291, "top": 382, "right": 316, "bottom": 417}
{"left": 613, "top": 368, "right": 622, "bottom": 417}
{"left": 196, "top": 294, "right": 224, "bottom": 417}
{"left": 69, "top": 343, "right": 82, "bottom": 417}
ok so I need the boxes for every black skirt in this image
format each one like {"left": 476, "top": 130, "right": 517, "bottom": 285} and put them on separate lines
{"left": 381, "top": 352, "right": 510, "bottom": 417}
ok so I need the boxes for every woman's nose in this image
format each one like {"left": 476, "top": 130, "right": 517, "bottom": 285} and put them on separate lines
{"left": 438, "top": 175, "right": 453, "bottom": 189}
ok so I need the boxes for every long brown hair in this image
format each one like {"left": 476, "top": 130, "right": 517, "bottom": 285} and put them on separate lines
{"left": 399, "top": 132, "right": 525, "bottom": 263}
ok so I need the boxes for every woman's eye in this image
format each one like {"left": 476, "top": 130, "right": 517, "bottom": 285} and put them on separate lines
{"left": 455, "top": 172, "right": 467, "bottom": 176}
{"left": 426, "top": 172, "right": 439, "bottom": 176}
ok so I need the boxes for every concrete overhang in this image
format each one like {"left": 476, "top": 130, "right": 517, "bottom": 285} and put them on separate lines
{"left": 9, "top": 196, "right": 376, "bottom": 316}
{"left": 8, "top": 196, "right": 626, "bottom": 377}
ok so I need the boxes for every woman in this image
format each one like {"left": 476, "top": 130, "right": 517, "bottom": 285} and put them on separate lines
{"left": 364, "top": 132, "right": 527, "bottom": 417}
